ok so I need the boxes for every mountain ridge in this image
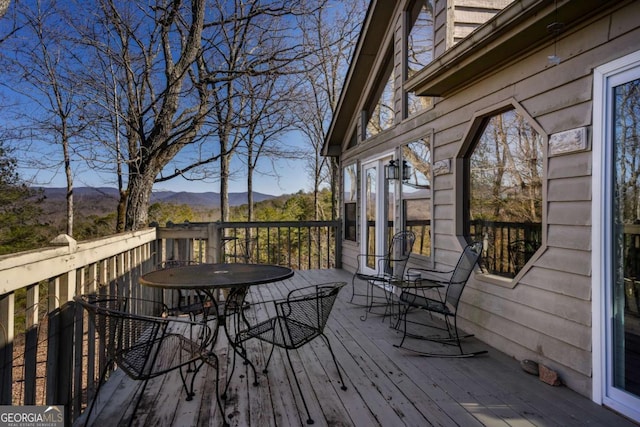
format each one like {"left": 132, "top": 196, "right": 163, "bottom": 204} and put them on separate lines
{"left": 37, "top": 187, "right": 277, "bottom": 208}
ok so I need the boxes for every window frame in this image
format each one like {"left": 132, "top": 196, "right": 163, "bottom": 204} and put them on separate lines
{"left": 343, "top": 162, "right": 358, "bottom": 242}
{"left": 401, "top": 137, "right": 433, "bottom": 258}
{"left": 404, "top": 0, "right": 435, "bottom": 118}
{"left": 458, "top": 100, "right": 547, "bottom": 281}
{"left": 363, "top": 44, "right": 395, "bottom": 140}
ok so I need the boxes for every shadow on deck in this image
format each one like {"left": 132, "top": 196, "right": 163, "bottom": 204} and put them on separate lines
{"left": 75, "top": 269, "right": 636, "bottom": 427}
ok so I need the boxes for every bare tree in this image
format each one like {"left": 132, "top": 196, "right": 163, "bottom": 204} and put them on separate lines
{"left": 0, "top": 0, "right": 20, "bottom": 45}
{"left": 238, "top": 71, "right": 301, "bottom": 220}
{"left": 293, "top": 0, "right": 367, "bottom": 220}
{"left": 75, "top": 0, "right": 325, "bottom": 228}
{"left": 196, "top": 0, "right": 323, "bottom": 221}
{"left": 2, "top": 0, "right": 89, "bottom": 236}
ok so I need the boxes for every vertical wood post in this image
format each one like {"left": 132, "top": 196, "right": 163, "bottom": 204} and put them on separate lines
{"left": 335, "top": 221, "right": 343, "bottom": 269}
{"left": 209, "top": 223, "right": 222, "bottom": 263}
{"left": 0, "top": 293, "right": 14, "bottom": 404}
{"left": 46, "top": 303, "right": 74, "bottom": 421}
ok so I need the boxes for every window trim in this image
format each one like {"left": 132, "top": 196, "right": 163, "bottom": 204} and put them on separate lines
{"left": 400, "top": 135, "right": 433, "bottom": 259}
{"left": 362, "top": 44, "right": 395, "bottom": 141}
{"left": 343, "top": 162, "right": 358, "bottom": 242}
{"left": 592, "top": 49, "right": 640, "bottom": 421}
{"left": 456, "top": 98, "right": 547, "bottom": 285}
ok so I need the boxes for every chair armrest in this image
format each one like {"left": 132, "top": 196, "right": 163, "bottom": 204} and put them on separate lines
{"left": 286, "top": 284, "right": 319, "bottom": 300}
{"left": 406, "top": 267, "right": 454, "bottom": 276}
{"left": 406, "top": 267, "right": 453, "bottom": 283}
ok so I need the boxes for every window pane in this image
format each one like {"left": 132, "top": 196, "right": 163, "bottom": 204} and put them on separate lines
{"left": 468, "top": 109, "right": 543, "bottom": 277}
{"left": 344, "top": 164, "right": 357, "bottom": 203}
{"left": 407, "top": 0, "right": 434, "bottom": 76}
{"left": 366, "top": 59, "right": 394, "bottom": 138}
{"left": 406, "top": 0, "right": 434, "bottom": 116}
{"left": 402, "top": 139, "right": 431, "bottom": 257}
{"left": 344, "top": 164, "right": 357, "bottom": 242}
{"left": 404, "top": 199, "right": 431, "bottom": 256}
{"left": 365, "top": 166, "right": 377, "bottom": 268}
{"left": 402, "top": 140, "right": 431, "bottom": 196}
{"left": 612, "top": 77, "right": 640, "bottom": 397}
{"left": 345, "top": 203, "right": 357, "bottom": 241}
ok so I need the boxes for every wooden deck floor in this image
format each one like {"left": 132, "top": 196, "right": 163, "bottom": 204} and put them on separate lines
{"left": 76, "top": 269, "right": 637, "bottom": 427}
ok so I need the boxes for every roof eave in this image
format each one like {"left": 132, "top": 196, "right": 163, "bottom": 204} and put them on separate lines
{"left": 407, "top": 0, "right": 620, "bottom": 97}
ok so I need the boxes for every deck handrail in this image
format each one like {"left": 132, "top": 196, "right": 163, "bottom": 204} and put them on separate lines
{"left": 0, "top": 219, "right": 341, "bottom": 425}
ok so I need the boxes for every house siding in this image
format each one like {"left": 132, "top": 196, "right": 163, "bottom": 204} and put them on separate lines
{"left": 335, "top": 0, "right": 640, "bottom": 401}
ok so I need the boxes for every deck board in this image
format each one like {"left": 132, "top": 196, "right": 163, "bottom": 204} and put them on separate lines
{"left": 76, "top": 269, "right": 638, "bottom": 427}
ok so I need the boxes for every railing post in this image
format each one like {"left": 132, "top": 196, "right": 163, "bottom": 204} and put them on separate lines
{"left": 46, "top": 303, "right": 74, "bottom": 420}
{"left": 209, "top": 223, "right": 221, "bottom": 263}
{"left": 0, "top": 293, "right": 14, "bottom": 404}
{"left": 335, "top": 221, "right": 343, "bottom": 269}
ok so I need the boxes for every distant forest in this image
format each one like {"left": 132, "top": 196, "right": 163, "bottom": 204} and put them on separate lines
{"left": 1, "top": 185, "right": 334, "bottom": 256}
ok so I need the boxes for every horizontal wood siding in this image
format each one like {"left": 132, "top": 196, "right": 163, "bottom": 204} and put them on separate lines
{"left": 452, "top": 1, "right": 513, "bottom": 43}
{"left": 339, "top": 0, "right": 640, "bottom": 398}
{"left": 433, "top": 0, "right": 449, "bottom": 58}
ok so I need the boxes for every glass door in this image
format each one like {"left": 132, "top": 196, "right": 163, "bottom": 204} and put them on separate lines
{"left": 605, "top": 64, "right": 640, "bottom": 421}
{"left": 361, "top": 156, "right": 395, "bottom": 276}
{"left": 610, "top": 75, "right": 640, "bottom": 402}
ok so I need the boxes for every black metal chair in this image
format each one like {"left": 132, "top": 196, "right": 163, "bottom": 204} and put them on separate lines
{"left": 75, "top": 294, "right": 223, "bottom": 426}
{"left": 395, "top": 242, "right": 488, "bottom": 357}
{"left": 157, "top": 260, "right": 211, "bottom": 318}
{"left": 237, "top": 282, "right": 348, "bottom": 425}
{"left": 351, "top": 230, "right": 416, "bottom": 321}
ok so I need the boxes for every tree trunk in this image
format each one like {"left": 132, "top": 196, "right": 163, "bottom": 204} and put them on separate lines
{"left": 248, "top": 165, "right": 254, "bottom": 221}
{"left": 116, "top": 190, "right": 127, "bottom": 232}
{"left": 220, "top": 154, "right": 230, "bottom": 221}
{"left": 62, "top": 122, "right": 74, "bottom": 237}
{"left": 330, "top": 157, "right": 339, "bottom": 221}
{"left": 124, "top": 173, "right": 155, "bottom": 230}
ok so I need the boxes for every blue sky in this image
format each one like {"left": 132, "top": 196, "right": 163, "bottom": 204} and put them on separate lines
{"left": 13, "top": 134, "right": 313, "bottom": 196}
{"left": 0, "top": 0, "right": 368, "bottom": 198}
{"left": 1, "top": 0, "right": 327, "bottom": 198}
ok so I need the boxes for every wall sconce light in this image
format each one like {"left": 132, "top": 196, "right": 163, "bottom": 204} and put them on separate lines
{"left": 385, "top": 159, "right": 399, "bottom": 180}
{"left": 402, "top": 160, "right": 412, "bottom": 181}
{"left": 385, "top": 159, "right": 412, "bottom": 181}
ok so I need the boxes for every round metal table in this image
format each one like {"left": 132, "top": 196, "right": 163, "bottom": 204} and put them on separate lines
{"left": 139, "top": 262, "right": 294, "bottom": 290}
{"left": 140, "top": 262, "right": 294, "bottom": 398}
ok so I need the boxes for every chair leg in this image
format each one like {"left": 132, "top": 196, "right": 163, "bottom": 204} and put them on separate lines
{"left": 350, "top": 276, "right": 368, "bottom": 306}
{"left": 349, "top": 277, "right": 359, "bottom": 303}
{"left": 81, "top": 358, "right": 115, "bottom": 426}
{"left": 394, "top": 308, "right": 488, "bottom": 358}
{"left": 125, "top": 378, "right": 151, "bottom": 427}
{"left": 222, "top": 341, "right": 237, "bottom": 400}
{"left": 320, "top": 334, "right": 347, "bottom": 391}
{"left": 262, "top": 344, "right": 277, "bottom": 373}
{"left": 201, "top": 352, "right": 228, "bottom": 427}
{"left": 284, "top": 349, "right": 314, "bottom": 425}
{"left": 179, "top": 358, "right": 206, "bottom": 401}
{"left": 397, "top": 303, "right": 410, "bottom": 348}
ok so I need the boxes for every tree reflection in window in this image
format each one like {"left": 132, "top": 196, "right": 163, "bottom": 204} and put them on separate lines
{"left": 366, "top": 54, "right": 394, "bottom": 139}
{"left": 406, "top": 0, "right": 434, "bottom": 116}
{"left": 467, "top": 109, "right": 543, "bottom": 277}
{"left": 402, "top": 138, "right": 431, "bottom": 257}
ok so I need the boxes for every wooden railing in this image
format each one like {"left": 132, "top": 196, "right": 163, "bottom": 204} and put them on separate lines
{"left": 159, "top": 220, "right": 341, "bottom": 270}
{"left": 0, "top": 229, "right": 160, "bottom": 423}
{"left": 469, "top": 220, "right": 542, "bottom": 277}
{"left": 0, "top": 220, "right": 341, "bottom": 425}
